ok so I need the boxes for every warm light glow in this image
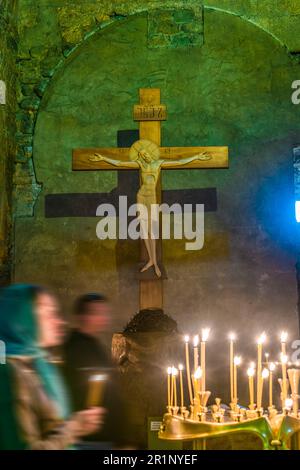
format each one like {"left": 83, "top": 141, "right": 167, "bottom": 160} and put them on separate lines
{"left": 285, "top": 398, "right": 293, "bottom": 410}
{"left": 194, "top": 366, "right": 202, "bottom": 379}
{"left": 250, "top": 361, "right": 256, "bottom": 369}
{"left": 234, "top": 356, "right": 242, "bottom": 366}
{"left": 184, "top": 335, "right": 190, "bottom": 343}
{"left": 262, "top": 368, "right": 269, "bottom": 379}
{"left": 178, "top": 364, "right": 184, "bottom": 371}
{"left": 265, "top": 353, "right": 269, "bottom": 359}
{"left": 280, "top": 331, "right": 288, "bottom": 343}
{"left": 172, "top": 367, "right": 178, "bottom": 376}
{"left": 89, "top": 374, "right": 106, "bottom": 382}
{"left": 247, "top": 367, "right": 255, "bottom": 377}
{"left": 269, "top": 362, "right": 276, "bottom": 372}
{"left": 201, "top": 328, "right": 210, "bottom": 342}
{"left": 281, "top": 354, "right": 288, "bottom": 364}
{"left": 193, "top": 335, "right": 199, "bottom": 347}
{"left": 228, "top": 332, "right": 236, "bottom": 341}
{"left": 257, "top": 332, "right": 267, "bottom": 345}
{"left": 167, "top": 367, "right": 172, "bottom": 375}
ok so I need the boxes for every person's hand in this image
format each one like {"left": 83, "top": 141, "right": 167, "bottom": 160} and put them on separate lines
{"left": 89, "top": 153, "right": 104, "bottom": 162}
{"left": 194, "top": 152, "right": 211, "bottom": 161}
{"left": 76, "top": 407, "right": 106, "bottom": 436}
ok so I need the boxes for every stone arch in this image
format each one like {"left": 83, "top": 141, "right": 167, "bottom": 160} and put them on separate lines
{"left": 14, "top": 5, "right": 297, "bottom": 217}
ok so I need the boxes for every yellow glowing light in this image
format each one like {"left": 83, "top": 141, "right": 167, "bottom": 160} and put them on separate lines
{"left": 178, "top": 364, "right": 184, "bottom": 371}
{"left": 280, "top": 331, "right": 288, "bottom": 343}
{"left": 262, "top": 368, "right": 269, "bottom": 379}
{"left": 234, "top": 356, "right": 242, "bottom": 366}
{"left": 269, "top": 362, "right": 276, "bottom": 372}
{"left": 167, "top": 367, "right": 172, "bottom": 375}
{"left": 285, "top": 398, "right": 293, "bottom": 410}
{"left": 201, "top": 328, "right": 210, "bottom": 342}
{"left": 193, "top": 335, "right": 199, "bottom": 347}
{"left": 194, "top": 366, "right": 202, "bottom": 379}
{"left": 247, "top": 367, "right": 255, "bottom": 377}
{"left": 281, "top": 354, "right": 288, "bottom": 364}
{"left": 228, "top": 332, "right": 236, "bottom": 341}
{"left": 257, "top": 332, "right": 267, "bottom": 345}
{"left": 184, "top": 335, "right": 190, "bottom": 343}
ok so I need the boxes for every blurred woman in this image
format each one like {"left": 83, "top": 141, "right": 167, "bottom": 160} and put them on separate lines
{"left": 0, "top": 284, "right": 104, "bottom": 450}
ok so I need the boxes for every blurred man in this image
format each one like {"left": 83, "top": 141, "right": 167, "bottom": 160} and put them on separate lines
{"left": 63, "top": 293, "right": 129, "bottom": 449}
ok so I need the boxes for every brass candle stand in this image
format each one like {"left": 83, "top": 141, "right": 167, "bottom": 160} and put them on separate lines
{"left": 160, "top": 406, "right": 300, "bottom": 450}
{"left": 160, "top": 369, "right": 300, "bottom": 450}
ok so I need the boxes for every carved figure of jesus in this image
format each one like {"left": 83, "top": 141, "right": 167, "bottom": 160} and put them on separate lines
{"left": 89, "top": 139, "right": 211, "bottom": 277}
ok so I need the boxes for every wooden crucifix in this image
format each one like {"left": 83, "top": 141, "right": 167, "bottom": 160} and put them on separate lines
{"left": 73, "top": 88, "right": 229, "bottom": 310}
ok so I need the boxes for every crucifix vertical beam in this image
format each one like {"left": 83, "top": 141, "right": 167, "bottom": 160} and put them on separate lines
{"left": 136, "top": 88, "right": 164, "bottom": 310}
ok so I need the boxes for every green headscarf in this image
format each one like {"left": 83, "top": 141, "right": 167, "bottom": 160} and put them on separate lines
{"left": 0, "top": 284, "right": 70, "bottom": 425}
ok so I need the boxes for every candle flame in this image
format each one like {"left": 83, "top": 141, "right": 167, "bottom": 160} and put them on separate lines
{"left": 228, "top": 332, "right": 236, "bottom": 341}
{"left": 257, "top": 332, "right": 267, "bottom": 345}
{"left": 194, "top": 366, "right": 202, "bottom": 379}
{"left": 281, "top": 353, "right": 288, "bottom": 364}
{"left": 167, "top": 367, "right": 172, "bottom": 375}
{"left": 285, "top": 398, "right": 293, "bottom": 409}
{"left": 247, "top": 367, "right": 255, "bottom": 377}
{"left": 171, "top": 367, "right": 178, "bottom": 376}
{"left": 262, "top": 368, "right": 269, "bottom": 379}
{"left": 234, "top": 356, "right": 242, "bottom": 366}
{"left": 184, "top": 335, "right": 190, "bottom": 343}
{"left": 265, "top": 353, "right": 269, "bottom": 359}
{"left": 89, "top": 374, "right": 107, "bottom": 382}
{"left": 178, "top": 364, "right": 184, "bottom": 371}
{"left": 201, "top": 328, "right": 210, "bottom": 342}
{"left": 250, "top": 361, "right": 256, "bottom": 369}
{"left": 193, "top": 335, "right": 199, "bottom": 347}
{"left": 269, "top": 362, "right": 276, "bottom": 372}
{"left": 280, "top": 331, "right": 288, "bottom": 343}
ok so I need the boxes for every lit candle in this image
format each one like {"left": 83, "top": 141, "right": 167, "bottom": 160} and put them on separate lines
{"left": 280, "top": 331, "right": 288, "bottom": 402}
{"left": 256, "top": 332, "right": 266, "bottom": 407}
{"left": 193, "top": 335, "right": 199, "bottom": 373}
{"left": 87, "top": 373, "right": 107, "bottom": 408}
{"left": 268, "top": 362, "right": 276, "bottom": 408}
{"left": 201, "top": 328, "right": 210, "bottom": 392}
{"left": 170, "top": 365, "right": 174, "bottom": 406}
{"left": 193, "top": 366, "right": 202, "bottom": 399}
{"left": 247, "top": 366, "right": 255, "bottom": 408}
{"left": 257, "top": 368, "right": 269, "bottom": 410}
{"left": 178, "top": 364, "right": 184, "bottom": 408}
{"left": 265, "top": 353, "right": 269, "bottom": 366}
{"left": 233, "top": 356, "right": 241, "bottom": 403}
{"left": 167, "top": 367, "right": 172, "bottom": 408}
{"left": 172, "top": 367, "right": 178, "bottom": 407}
{"left": 281, "top": 353, "right": 288, "bottom": 403}
{"left": 285, "top": 398, "right": 293, "bottom": 412}
{"left": 184, "top": 335, "right": 193, "bottom": 405}
{"left": 228, "top": 333, "right": 236, "bottom": 403}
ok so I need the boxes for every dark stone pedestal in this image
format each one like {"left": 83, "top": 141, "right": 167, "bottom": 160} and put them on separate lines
{"left": 112, "top": 331, "right": 181, "bottom": 448}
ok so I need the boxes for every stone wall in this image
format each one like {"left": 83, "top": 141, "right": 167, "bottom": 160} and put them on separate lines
{"left": 13, "top": 2, "right": 300, "bottom": 343}
{"left": 0, "top": 0, "right": 17, "bottom": 285}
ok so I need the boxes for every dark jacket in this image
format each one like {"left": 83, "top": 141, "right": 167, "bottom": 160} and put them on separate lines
{"left": 63, "top": 330, "right": 128, "bottom": 445}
